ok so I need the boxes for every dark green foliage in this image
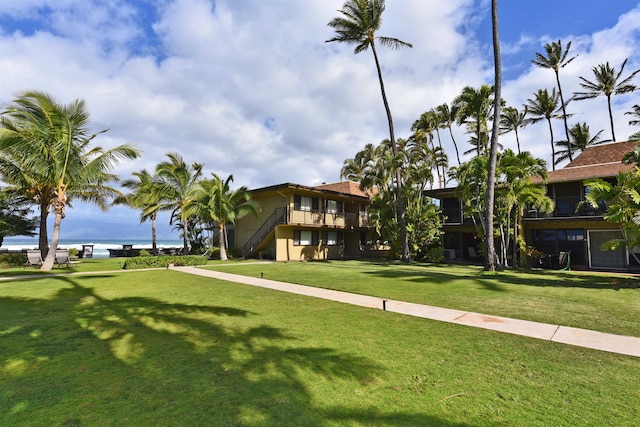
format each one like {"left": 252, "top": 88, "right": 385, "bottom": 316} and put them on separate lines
{"left": 0, "top": 253, "right": 27, "bottom": 267}
{"left": 122, "top": 255, "right": 208, "bottom": 270}
{"left": 0, "top": 191, "right": 37, "bottom": 246}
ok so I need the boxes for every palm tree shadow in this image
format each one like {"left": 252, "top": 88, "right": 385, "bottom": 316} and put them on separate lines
{"left": 0, "top": 276, "right": 458, "bottom": 425}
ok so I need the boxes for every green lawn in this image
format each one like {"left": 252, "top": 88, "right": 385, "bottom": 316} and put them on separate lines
{"left": 1, "top": 263, "right": 639, "bottom": 425}
{"left": 205, "top": 260, "right": 640, "bottom": 337}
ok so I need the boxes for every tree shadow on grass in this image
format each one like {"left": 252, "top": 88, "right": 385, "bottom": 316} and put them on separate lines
{"left": 0, "top": 275, "right": 462, "bottom": 426}
{"left": 354, "top": 260, "right": 639, "bottom": 291}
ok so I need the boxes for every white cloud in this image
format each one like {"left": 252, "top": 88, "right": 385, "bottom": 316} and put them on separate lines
{"left": 1, "top": 0, "right": 640, "bottom": 239}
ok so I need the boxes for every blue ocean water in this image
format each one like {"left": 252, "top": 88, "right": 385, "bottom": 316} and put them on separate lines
{"left": 2, "top": 238, "right": 184, "bottom": 258}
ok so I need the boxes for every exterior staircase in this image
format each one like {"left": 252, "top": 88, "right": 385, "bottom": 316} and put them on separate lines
{"left": 242, "top": 207, "right": 287, "bottom": 258}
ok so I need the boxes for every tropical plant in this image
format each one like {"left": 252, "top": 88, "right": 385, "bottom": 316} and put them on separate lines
{"left": 0, "top": 190, "right": 37, "bottom": 246}
{"left": 573, "top": 59, "right": 640, "bottom": 141}
{"left": 499, "top": 106, "right": 527, "bottom": 153}
{"left": 186, "top": 174, "right": 259, "bottom": 261}
{"left": 0, "top": 90, "right": 140, "bottom": 270}
{"left": 435, "top": 103, "right": 462, "bottom": 165}
{"left": 452, "top": 85, "right": 494, "bottom": 157}
{"left": 555, "top": 122, "right": 607, "bottom": 165}
{"left": 115, "top": 169, "right": 162, "bottom": 253}
{"left": 525, "top": 88, "right": 563, "bottom": 170}
{"left": 532, "top": 39, "right": 577, "bottom": 160}
{"left": 326, "top": 0, "right": 413, "bottom": 262}
{"left": 495, "top": 150, "right": 552, "bottom": 267}
{"left": 622, "top": 143, "right": 640, "bottom": 165}
{"left": 154, "top": 153, "right": 204, "bottom": 255}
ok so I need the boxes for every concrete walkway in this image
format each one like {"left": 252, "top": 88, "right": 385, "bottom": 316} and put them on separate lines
{"left": 170, "top": 265, "right": 640, "bottom": 358}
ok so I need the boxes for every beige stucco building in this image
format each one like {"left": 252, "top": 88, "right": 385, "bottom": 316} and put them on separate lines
{"left": 234, "top": 181, "right": 387, "bottom": 261}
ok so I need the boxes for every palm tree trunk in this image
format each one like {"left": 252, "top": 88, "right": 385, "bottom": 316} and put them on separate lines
{"left": 38, "top": 199, "right": 49, "bottom": 258}
{"left": 151, "top": 213, "right": 157, "bottom": 253}
{"left": 555, "top": 71, "right": 573, "bottom": 161}
{"left": 41, "top": 211, "right": 62, "bottom": 271}
{"left": 370, "top": 39, "right": 410, "bottom": 262}
{"left": 447, "top": 126, "right": 462, "bottom": 165}
{"left": 546, "top": 118, "right": 556, "bottom": 170}
{"left": 485, "top": 0, "right": 501, "bottom": 271}
{"left": 607, "top": 95, "right": 616, "bottom": 141}
{"left": 182, "top": 222, "right": 189, "bottom": 255}
{"left": 219, "top": 224, "right": 228, "bottom": 261}
{"left": 515, "top": 129, "right": 521, "bottom": 154}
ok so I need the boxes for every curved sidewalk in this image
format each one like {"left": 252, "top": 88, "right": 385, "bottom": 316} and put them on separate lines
{"left": 171, "top": 265, "right": 640, "bottom": 358}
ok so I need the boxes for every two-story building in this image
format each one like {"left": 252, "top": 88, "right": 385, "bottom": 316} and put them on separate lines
{"left": 234, "top": 181, "right": 386, "bottom": 261}
{"left": 427, "top": 141, "right": 638, "bottom": 271}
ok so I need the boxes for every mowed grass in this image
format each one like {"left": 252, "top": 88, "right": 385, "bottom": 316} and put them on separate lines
{"left": 1, "top": 266, "right": 639, "bottom": 426}
{"left": 206, "top": 260, "right": 640, "bottom": 337}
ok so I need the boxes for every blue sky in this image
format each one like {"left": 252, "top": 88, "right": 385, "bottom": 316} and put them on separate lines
{"left": 1, "top": 0, "right": 640, "bottom": 242}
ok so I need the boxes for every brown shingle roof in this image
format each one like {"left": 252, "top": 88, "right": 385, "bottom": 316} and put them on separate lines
{"left": 536, "top": 141, "right": 637, "bottom": 183}
{"left": 314, "top": 181, "right": 376, "bottom": 198}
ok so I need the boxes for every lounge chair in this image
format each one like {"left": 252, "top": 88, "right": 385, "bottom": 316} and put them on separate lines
{"left": 55, "top": 249, "right": 81, "bottom": 268}
{"left": 25, "top": 250, "right": 43, "bottom": 267}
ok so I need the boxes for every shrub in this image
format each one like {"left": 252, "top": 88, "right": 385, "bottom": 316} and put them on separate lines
{"left": 0, "top": 253, "right": 27, "bottom": 268}
{"left": 138, "top": 249, "right": 151, "bottom": 257}
{"left": 68, "top": 248, "right": 79, "bottom": 257}
{"left": 122, "top": 255, "right": 208, "bottom": 270}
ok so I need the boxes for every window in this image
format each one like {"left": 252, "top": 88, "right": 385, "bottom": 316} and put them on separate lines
{"left": 322, "top": 231, "right": 343, "bottom": 245}
{"left": 325, "top": 199, "right": 343, "bottom": 214}
{"left": 294, "top": 230, "right": 319, "bottom": 245}
{"left": 359, "top": 204, "right": 367, "bottom": 214}
{"left": 294, "top": 195, "right": 318, "bottom": 211}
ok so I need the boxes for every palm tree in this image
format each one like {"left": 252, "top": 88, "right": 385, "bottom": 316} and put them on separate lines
{"left": 555, "top": 122, "right": 606, "bottom": 165}
{"left": 496, "top": 150, "right": 552, "bottom": 267}
{"left": 0, "top": 90, "right": 140, "bottom": 270}
{"left": 326, "top": 0, "right": 413, "bottom": 262}
{"left": 435, "top": 103, "right": 461, "bottom": 165}
{"left": 452, "top": 85, "right": 494, "bottom": 157}
{"left": 484, "top": 0, "right": 502, "bottom": 271}
{"left": 626, "top": 104, "right": 640, "bottom": 126}
{"left": 115, "top": 169, "right": 162, "bottom": 253}
{"left": 574, "top": 59, "right": 640, "bottom": 141}
{"left": 499, "top": 106, "right": 527, "bottom": 153}
{"left": 187, "top": 174, "right": 259, "bottom": 261}
{"left": 532, "top": 39, "right": 577, "bottom": 160}
{"left": 525, "top": 88, "right": 563, "bottom": 170}
{"left": 154, "top": 153, "right": 204, "bottom": 254}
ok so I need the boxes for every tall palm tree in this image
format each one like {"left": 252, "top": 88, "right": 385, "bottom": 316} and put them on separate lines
{"left": 484, "top": 0, "right": 501, "bottom": 271}
{"left": 326, "top": 0, "right": 413, "bottom": 262}
{"left": 574, "top": 59, "right": 640, "bottom": 142}
{"left": 532, "top": 39, "right": 577, "bottom": 160}
{"left": 435, "top": 103, "right": 461, "bottom": 165}
{"left": 187, "top": 174, "right": 259, "bottom": 261}
{"left": 499, "top": 106, "right": 527, "bottom": 153}
{"left": 115, "top": 169, "right": 162, "bottom": 253}
{"left": 555, "top": 122, "right": 606, "bottom": 165}
{"left": 154, "top": 153, "right": 204, "bottom": 254}
{"left": 0, "top": 90, "right": 140, "bottom": 270}
{"left": 525, "top": 88, "right": 563, "bottom": 170}
{"left": 452, "top": 85, "right": 494, "bottom": 157}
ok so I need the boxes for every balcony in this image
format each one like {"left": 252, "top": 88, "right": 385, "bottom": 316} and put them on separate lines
{"left": 523, "top": 196, "right": 606, "bottom": 219}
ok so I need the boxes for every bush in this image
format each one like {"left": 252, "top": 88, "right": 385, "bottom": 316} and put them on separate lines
{"left": 422, "top": 246, "right": 444, "bottom": 263}
{"left": 68, "top": 248, "right": 79, "bottom": 257}
{"left": 138, "top": 249, "right": 151, "bottom": 257}
{"left": 0, "top": 253, "right": 28, "bottom": 267}
{"left": 122, "top": 255, "right": 208, "bottom": 270}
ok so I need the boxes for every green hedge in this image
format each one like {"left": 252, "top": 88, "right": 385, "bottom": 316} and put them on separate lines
{"left": 0, "top": 253, "right": 27, "bottom": 268}
{"left": 122, "top": 255, "right": 208, "bottom": 270}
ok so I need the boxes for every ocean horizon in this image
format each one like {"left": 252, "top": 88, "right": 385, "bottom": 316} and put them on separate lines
{"left": 2, "top": 238, "right": 184, "bottom": 258}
